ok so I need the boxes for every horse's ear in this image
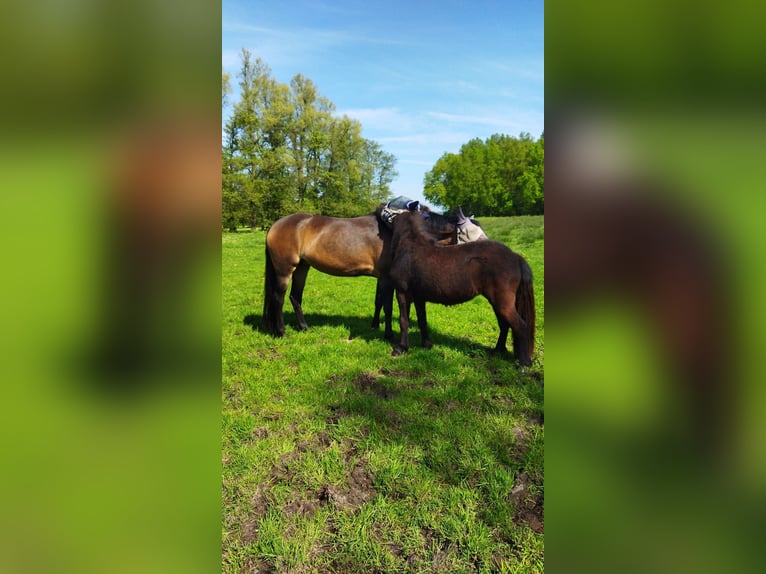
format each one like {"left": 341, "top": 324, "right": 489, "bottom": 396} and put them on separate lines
{"left": 456, "top": 206, "right": 467, "bottom": 224}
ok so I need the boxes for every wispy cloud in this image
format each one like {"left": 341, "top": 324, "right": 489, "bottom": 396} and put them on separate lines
{"left": 337, "top": 108, "right": 415, "bottom": 132}
{"left": 426, "top": 110, "right": 543, "bottom": 135}
{"left": 486, "top": 59, "right": 545, "bottom": 82}
{"left": 399, "top": 159, "right": 436, "bottom": 167}
{"left": 377, "top": 131, "right": 474, "bottom": 147}
{"left": 222, "top": 21, "right": 418, "bottom": 55}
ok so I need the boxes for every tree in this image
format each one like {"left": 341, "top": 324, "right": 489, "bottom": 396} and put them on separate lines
{"left": 423, "top": 132, "right": 544, "bottom": 216}
{"left": 222, "top": 72, "right": 231, "bottom": 108}
{"left": 221, "top": 52, "right": 397, "bottom": 229}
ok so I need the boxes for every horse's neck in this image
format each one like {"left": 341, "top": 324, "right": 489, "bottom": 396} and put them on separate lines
{"left": 395, "top": 218, "right": 430, "bottom": 248}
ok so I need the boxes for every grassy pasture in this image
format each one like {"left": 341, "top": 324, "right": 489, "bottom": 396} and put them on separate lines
{"left": 222, "top": 215, "right": 544, "bottom": 573}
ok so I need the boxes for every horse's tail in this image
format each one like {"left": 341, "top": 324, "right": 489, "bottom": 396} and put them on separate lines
{"left": 262, "top": 243, "right": 277, "bottom": 333}
{"left": 515, "top": 256, "right": 536, "bottom": 362}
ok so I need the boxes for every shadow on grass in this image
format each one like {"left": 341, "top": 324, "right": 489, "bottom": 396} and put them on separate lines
{"left": 243, "top": 311, "right": 520, "bottom": 359}
{"left": 236, "top": 310, "right": 545, "bottom": 541}
{"left": 327, "top": 358, "right": 545, "bottom": 533}
{"left": 320, "top": 338, "right": 543, "bottom": 466}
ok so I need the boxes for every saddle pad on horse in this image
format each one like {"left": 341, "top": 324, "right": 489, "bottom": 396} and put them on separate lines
{"left": 380, "top": 196, "right": 419, "bottom": 226}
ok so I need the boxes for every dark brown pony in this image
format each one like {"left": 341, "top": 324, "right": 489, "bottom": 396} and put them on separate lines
{"left": 388, "top": 210, "right": 536, "bottom": 365}
{"left": 370, "top": 206, "right": 486, "bottom": 333}
{"left": 262, "top": 206, "right": 456, "bottom": 338}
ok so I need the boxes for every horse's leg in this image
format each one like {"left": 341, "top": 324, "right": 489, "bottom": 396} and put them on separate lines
{"left": 492, "top": 310, "right": 510, "bottom": 354}
{"left": 372, "top": 278, "right": 395, "bottom": 340}
{"left": 269, "top": 277, "right": 290, "bottom": 337}
{"left": 371, "top": 279, "right": 383, "bottom": 329}
{"left": 289, "top": 261, "right": 310, "bottom": 331}
{"left": 263, "top": 246, "right": 292, "bottom": 337}
{"left": 508, "top": 308, "right": 532, "bottom": 366}
{"left": 392, "top": 290, "right": 411, "bottom": 356}
{"left": 414, "top": 298, "right": 432, "bottom": 349}
{"left": 380, "top": 277, "right": 395, "bottom": 341}
{"left": 492, "top": 292, "right": 532, "bottom": 366}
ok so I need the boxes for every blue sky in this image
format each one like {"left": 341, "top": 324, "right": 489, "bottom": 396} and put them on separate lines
{"left": 222, "top": 0, "right": 543, "bottom": 207}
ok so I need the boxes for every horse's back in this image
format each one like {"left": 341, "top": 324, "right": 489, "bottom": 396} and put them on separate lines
{"left": 268, "top": 213, "right": 313, "bottom": 240}
{"left": 394, "top": 236, "right": 522, "bottom": 301}
{"left": 268, "top": 212, "right": 384, "bottom": 277}
{"left": 269, "top": 213, "right": 314, "bottom": 236}
{"left": 300, "top": 214, "right": 383, "bottom": 276}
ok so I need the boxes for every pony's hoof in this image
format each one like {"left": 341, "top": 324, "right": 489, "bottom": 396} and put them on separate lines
{"left": 422, "top": 340, "right": 433, "bottom": 350}
{"left": 391, "top": 346, "right": 407, "bottom": 357}
{"left": 517, "top": 356, "right": 533, "bottom": 367}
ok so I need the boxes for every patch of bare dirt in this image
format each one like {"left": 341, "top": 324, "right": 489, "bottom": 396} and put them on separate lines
{"left": 352, "top": 372, "right": 397, "bottom": 399}
{"left": 528, "top": 412, "right": 544, "bottom": 426}
{"left": 239, "top": 486, "right": 271, "bottom": 543}
{"left": 239, "top": 557, "right": 272, "bottom": 574}
{"left": 295, "top": 430, "right": 331, "bottom": 452}
{"left": 282, "top": 498, "right": 319, "bottom": 518}
{"left": 378, "top": 367, "right": 408, "bottom": 378}
{"left": 234, "top": 431, "right": 376, "bottom": 556}
{"left": 325, "top": 406, "right": 350, "bottom": 425}
{"left": 509, "top": 472, "right": 544, "bottom": 534}
{"left": 318, "top": 461, "right": 376, "bottom": 512}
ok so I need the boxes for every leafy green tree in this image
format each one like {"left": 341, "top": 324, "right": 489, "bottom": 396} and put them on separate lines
{"left": 423, "top": 132, "right": 544, "bottom": 216}
{"left": 221, "top": 51, "right": 397, "bottom": 229}
{"left": 222, "top": 72, "right": 231, "bottom": 108}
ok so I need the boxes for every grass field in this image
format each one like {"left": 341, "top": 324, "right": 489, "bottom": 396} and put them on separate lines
{"left": 222, "top": 215, "right": 544, "bottom": 573}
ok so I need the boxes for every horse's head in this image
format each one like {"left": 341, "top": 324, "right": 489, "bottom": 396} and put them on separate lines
{"left": 456, "top": 206, "right": 488, "bottom": 243}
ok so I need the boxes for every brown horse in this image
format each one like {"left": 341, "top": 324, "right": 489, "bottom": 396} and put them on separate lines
{"left": 370, "top": 206, "right": 487, "bottom": 331}
{"left": 262, "top": 206, "right": 459, "bottom": 338}
{"left": 388, "top": 211, "right": 536, "bottom": 365}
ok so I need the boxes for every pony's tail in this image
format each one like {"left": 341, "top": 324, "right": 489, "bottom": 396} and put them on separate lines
{"left": 514, "top": 256, "right": 536, "bottom": 362}
{"left": 262, "top": 244, "right": 277, "bottom": 334}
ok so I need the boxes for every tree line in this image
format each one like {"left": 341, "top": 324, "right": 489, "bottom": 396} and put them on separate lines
{"left": 222, "top": 51, "right": 544, "bottom": 228}
{"left": 423, "top": 133, "right": 544, "bottom": 216}
{"left": 222, "top": 50, "right": 397, "bottom": 230}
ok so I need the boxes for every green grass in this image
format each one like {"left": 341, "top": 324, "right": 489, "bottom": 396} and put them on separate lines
{"left": 222, "top": 216, "right": 544, "bottom": 573}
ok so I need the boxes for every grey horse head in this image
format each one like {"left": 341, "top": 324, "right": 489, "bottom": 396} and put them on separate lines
{"left": 456, "top": 206, "right": 488, "bottom": 243}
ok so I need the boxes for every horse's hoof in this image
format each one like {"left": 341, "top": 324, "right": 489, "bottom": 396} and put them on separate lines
{"left": 423, "top": 341, "right": 433, "bottom": 350}
{"left": 391, "top": 346, "right": 407, "bottom": 357}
